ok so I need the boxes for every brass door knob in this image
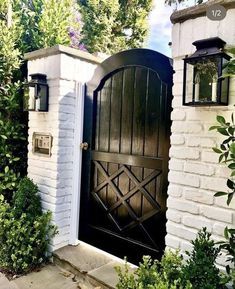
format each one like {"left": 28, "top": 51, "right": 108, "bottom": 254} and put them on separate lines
{"left": 80, "top": 142, "right": 89, "bottom": 150}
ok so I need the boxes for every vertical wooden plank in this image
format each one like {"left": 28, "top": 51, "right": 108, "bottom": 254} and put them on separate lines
{"left": 109, "top": 71, "right": 123, "bottom": 153}
{"left": 131, "top": 67, "right": 148, "bottom": 157}
{"left": 99, "top": 78, "right": 112, "bottom": 152}
{"left": 120, "top": 68, "right": 135, "bottom": 155}
{"left": 142, "top": 71, "right": 162, "bottom": 215}
{"left": 95, "top": 91, "right": 101, "bottom": 151}
{"left": 158, "top": 82, "right": 167, "bottom": 158}
{"left": 97, "top": 79, "right": 112, "bottom": 207}
{"left": 108, "top": 71, "right": 123, "bottom": 209}
{"left": 118, "top": 68, "right": 136, "bottom": 220}
{"left": 130, "top": 67, "right": 148, "bottom": 218}
{"left": 144, "top": 71, "right": 161, "bottom": 158}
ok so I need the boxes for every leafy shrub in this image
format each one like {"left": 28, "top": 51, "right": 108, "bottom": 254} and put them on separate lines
{"left": 0, "top": 7, "right": 27, "bottom": 202}
{"left": 217, "top": 227, "right": 235, "bottom": 287}
{"left": 13, "top": 177, "right": 42, "bottom": 219}
{"left": 115, "top": 251, "right": 192, "bottom": 289}
{"left": 210, "top": 114, "right": 235, "bottom": 287}
{"left": 181, "top": 228, "right": 224, "bottom": 289}
{"left": 210, "top": 114, "right": 235, "bottom": 205}
{"left": 0, "top": 178, "right": 57, "bottom": 274}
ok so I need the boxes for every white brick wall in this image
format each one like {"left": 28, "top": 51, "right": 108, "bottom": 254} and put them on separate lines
{"left": 167, "top": 6, "right": 235, "bottom": 264}
{"left": 26, "top": 46, "right": 100, "bottom": 250}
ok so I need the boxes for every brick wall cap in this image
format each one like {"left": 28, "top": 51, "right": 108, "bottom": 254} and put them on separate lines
{"left": 24, "top": 45, "right": 102, "bottom": 64}
{"left": 171, "top": 0, "right": 235, "bottom": 24}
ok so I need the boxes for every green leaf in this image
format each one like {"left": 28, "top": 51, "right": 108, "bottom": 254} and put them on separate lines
{"left": 224, "top": 227, "right": 229, "bottom": 239}
{"left": 216, "top": 115, "right": 226, "bottom": 124}
{"left": 227, "top": 193, "right": 234, "bottom": 205}
{"left": 209, "top": 126, "right": 220, "bottom": 131}
{"left": 214, "top": 191, "right": 227, "bottom": 197}
{"left": 228, "top": 126, "right": 235, "bottom": 136}
{"left": 219, "top": 154, "right": 224, "bottom": 163}
{"left": 4, "top": 166, "right": 9, "bottom": 174}
{"left": 227, "top": 179, "right": 234, "bottom": 190}
{"left": 231, "top": 170, "right": 235, "bottom": 177}
{"left": 217, "top": 128, "right": 229, "bottom": 136}
{"left": 212, "top": 147, "right": 222, "bottom": 154}
{"left": 0, "top": 135, "right": 7, "bottom": 140}
{"left": 228, "top": 163, "right": 235, "bottom": 169}
{"left": 220, "top": 144, "right": 226, "bottom": 151}
{"left": 12, "top": 157, "right": 20, "bottom": 162}
{"left": 230, "top": 143, "right": 235, "bottom": 155}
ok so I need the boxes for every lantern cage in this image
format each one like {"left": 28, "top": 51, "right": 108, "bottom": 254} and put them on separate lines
{"left": 24, "top": 73, "right": 49, "bottom": 111}
{"left": 183, "top": 37, "right": 231, "bottom": 106}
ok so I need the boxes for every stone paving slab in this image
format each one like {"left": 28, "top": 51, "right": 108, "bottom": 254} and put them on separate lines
{"left": 5, "top": 264, "right": 95, "bottom": 289}
{"left": 88, "top": 261, "right": 122, "bottom": 289}
{"left": 0, "top": 272, "right": 17, "bottom": 289}
{"left": 88, "top": 261, "right": 136, "bottom": 289}
{"left": 12, "top": 264, "right": 79, "bottom": 289}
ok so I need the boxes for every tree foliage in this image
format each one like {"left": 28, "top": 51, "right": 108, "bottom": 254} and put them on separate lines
{"left": 79, "top": 0, "right": 153, "bottom": 54}
{"left": 0, "top": 5, "right": 26, "bottom": 201}
{"left": 165, "top": 0, "right": 203, "bottom": 6}
{"left": 14, "top": 0, "right": 83, "bottom": 53}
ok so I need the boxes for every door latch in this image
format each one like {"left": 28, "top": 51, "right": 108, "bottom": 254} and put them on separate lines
{"left": 80, "top": 142, "right": 89, "bottom": 150}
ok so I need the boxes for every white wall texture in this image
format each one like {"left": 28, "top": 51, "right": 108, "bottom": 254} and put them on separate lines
{"left": 26, "top": 47, "right": 100, "bottom": 249}
{"left": 167, "top": 6, "right": 235, "bottom": 267}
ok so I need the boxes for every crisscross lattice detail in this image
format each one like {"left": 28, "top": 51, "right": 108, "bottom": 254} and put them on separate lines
{"left": 91, "top": 161, "right": 162, "bottom": 248}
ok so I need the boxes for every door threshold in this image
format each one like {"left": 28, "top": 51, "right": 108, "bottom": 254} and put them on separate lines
{"left": 53, "top": 241, "right": 137, "bottom": 289}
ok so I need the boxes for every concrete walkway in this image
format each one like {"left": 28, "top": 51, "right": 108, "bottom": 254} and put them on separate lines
{"left": 0, "top": 264, "right": 98, "bottom": 289}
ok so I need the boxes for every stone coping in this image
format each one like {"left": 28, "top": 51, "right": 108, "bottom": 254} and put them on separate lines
{"left": 24, "top": 45, "right": 102, "bottom": 64}
{"left": 171, "top": 0, "right": 235, "bottom": 24}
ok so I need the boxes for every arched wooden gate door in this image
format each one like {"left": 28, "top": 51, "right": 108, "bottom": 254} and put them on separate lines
{"left": 79, "top": 49, "right": 173, "bottom": 264}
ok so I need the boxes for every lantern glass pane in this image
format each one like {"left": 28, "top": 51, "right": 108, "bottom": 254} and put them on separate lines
{"left": 193, "top": 58, "right": 218, "bottom": 103}
{"left": 37, "top": 85, "right": 48, "bottom": 111}
{"left": 24, "top": 85, "right": 35, "bottom": 110}
{"left": 221, "top": 58, "right": 229, "bottom": 104}
{"left": 185, "top": 62, "right": 194, "bottom": 103}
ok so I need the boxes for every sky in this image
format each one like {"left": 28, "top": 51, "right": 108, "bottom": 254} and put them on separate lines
{"left": 146, "top": 0, "right": 197, "bottom": 57}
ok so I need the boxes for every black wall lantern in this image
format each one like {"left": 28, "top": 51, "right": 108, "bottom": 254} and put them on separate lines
{"left": 183, "top": 37, "right": 231, "bottom": 106}
{"left": 24, "top": 73, "right": 49, "bottom": 111}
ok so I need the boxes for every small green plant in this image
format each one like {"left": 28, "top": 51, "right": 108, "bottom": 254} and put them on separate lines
{"left": 223, "top": 48, "right": 235, "bottom": 78}
{"left": 181, "top": 228, "right": 224, "bottom": 289}
{"left": 210, "top": 114, "right": 235, "bottom": 205}
{"left": 0, "top": 178, "right": 57, "bottom": 274}
{"left": 210, "top": 114, "right": 235, "bottom": 287}
{"left": 13, "top": 177, "right": 42, "bottom": 219}
{"left": 115, "top": 251, "right": 192, "bottom": 289}
{"left": 217, "top": 227, "right": 235, "bottom": 287}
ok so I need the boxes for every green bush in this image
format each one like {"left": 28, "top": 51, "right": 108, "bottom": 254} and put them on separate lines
{"left": 181, "top": 228, "right": 225, "bottom": 289}
{"left": 210, "top": 114, "right": 235, "bottom": 286}
{"left": 0, "top": 7, "right": 27, "bottom": 202}
{"left": 13, "top": 177, "right": 42, "bottom": 219}
{"left": 115, "top": 251, "right": 192, "bottom": 289}
{"left": 0, "top": 178, "right": 57, "bottom": 274}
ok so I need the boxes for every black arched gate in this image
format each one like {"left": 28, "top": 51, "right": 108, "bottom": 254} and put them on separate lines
{"left": 79, "top": 49, "right": 173, "bottom": 264}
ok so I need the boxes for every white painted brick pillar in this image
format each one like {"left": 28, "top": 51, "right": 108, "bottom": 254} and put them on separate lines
{"left": 167, "top": 1, "right": 235, "bottom": 267}
{"left": 25, "top": 45, "right": 101, "bottom": 250}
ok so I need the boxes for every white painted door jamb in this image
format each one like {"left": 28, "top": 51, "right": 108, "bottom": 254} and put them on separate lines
{"left": 69, "top": 81, "right": 85, "bottom": 245}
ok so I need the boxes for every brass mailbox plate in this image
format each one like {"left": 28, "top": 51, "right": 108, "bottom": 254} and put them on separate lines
{"left": 32, "top": 132, "right": 53, "bottom": 156}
